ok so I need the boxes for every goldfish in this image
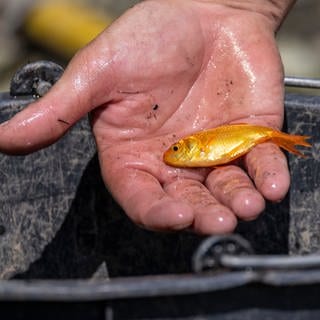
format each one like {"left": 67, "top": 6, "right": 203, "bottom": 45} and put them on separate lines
{"left": 163, "top": 123, "right": 311, "bottom": 168}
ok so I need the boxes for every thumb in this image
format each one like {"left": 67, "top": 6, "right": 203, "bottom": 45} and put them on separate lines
{"left": 0, "top": 42, "right": 114, "bottom": 155}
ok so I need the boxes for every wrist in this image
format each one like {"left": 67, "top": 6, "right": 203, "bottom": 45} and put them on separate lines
{"left": 193, "top": 0, "right": 296, "bottom": 30}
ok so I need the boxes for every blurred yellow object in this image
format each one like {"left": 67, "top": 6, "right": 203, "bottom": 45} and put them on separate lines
{"left": 24, "top": 0, "right": 114, "bottom": 59}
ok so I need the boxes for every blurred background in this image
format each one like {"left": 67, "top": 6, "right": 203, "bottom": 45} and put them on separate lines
{"left": 0, "top": 0, "right": 319, "bottom": 91}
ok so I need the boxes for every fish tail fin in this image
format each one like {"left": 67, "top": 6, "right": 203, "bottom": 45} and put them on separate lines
{"left": 271, "top": 131, "right": 311, "bottom": 157}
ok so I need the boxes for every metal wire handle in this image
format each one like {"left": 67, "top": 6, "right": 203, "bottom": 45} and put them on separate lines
{"left": 220, "top": 254, "right": 320, "bottom": 270}
{"left": 284, "top": 76, "right": 320, "bottom": 89}
{"left": 193, "top": 235, "right": 320, "bottom": 272}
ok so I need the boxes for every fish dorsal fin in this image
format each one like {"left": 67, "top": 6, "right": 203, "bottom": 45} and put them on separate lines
{"left": 228, "top": 122, "right": 262, "bottom": 129}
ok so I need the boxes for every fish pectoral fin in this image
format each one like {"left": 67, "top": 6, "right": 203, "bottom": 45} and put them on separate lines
{"left": 222, "top": 140, "right": 259, "bottom": 162}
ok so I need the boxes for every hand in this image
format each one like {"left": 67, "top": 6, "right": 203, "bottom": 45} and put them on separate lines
{"left": 0, "top": 0, "right": 292, "bottom": 234}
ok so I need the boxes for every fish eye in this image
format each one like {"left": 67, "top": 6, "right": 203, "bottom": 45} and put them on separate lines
{"left": 172, "top": 145, "right": 179, "bottom": 152}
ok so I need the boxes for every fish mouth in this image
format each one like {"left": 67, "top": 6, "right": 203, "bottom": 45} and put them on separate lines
{"left": 163, "top": 150, "right": 182, "bottom": 167}
{"left": 163, "top": 150, "right": 174, "bottom": 165}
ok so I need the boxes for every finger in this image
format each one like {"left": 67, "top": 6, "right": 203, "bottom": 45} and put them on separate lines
{"left": 105, "top": 168, "right": 194, "bottom": 231}
{"left": 205, "top": 166, "right": 265, "bottom": 221}
{"left": 0, "top": 36, "right": 114, "bottom": 154}
{"left": 244, "top": 142, "right": 290, "bottom": 202}
{"left": 164, "top": 179, "right": 237, "bottom": 235}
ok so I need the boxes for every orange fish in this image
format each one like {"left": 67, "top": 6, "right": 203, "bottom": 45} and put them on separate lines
{"left": 163, "top": 124, "right": 311, "bottom": 168}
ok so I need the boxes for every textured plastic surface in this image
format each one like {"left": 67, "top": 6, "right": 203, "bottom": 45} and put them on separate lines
{"left": 0, "top": 96, "right": 97, "bottom": 278}
{"left": 285, "top": 93, "right": 320, "bottom": 254}
{"left": 10, "top": 60, "right": 64, "bottom": 97}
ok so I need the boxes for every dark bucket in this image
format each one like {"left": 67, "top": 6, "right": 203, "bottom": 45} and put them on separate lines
{"left": 0, "top": 61, "right": 320, "bottom": 319}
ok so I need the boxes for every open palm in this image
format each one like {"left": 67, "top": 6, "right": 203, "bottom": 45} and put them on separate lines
{"left": 0, "top": 0, "right": 290, "bottom": 234}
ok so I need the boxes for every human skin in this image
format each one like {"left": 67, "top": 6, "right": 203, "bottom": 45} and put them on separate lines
{"left": 0, "top": 0, "right": 296, "bottom": 234}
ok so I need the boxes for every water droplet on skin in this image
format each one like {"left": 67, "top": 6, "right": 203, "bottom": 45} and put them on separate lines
{"left": 18, "top": 110, "right": 47, "bottom": 127}
{"left": 220, "top": 26, "right": 256, "bottom": 87}
{"left": 217, "top": 216, "right": 224, "bottom": 223}
{"left": 271, "top": 183, "right": 277, "bottom": 189}
{"left": 177, "top": 213, "right": 184, "bottom": 219}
